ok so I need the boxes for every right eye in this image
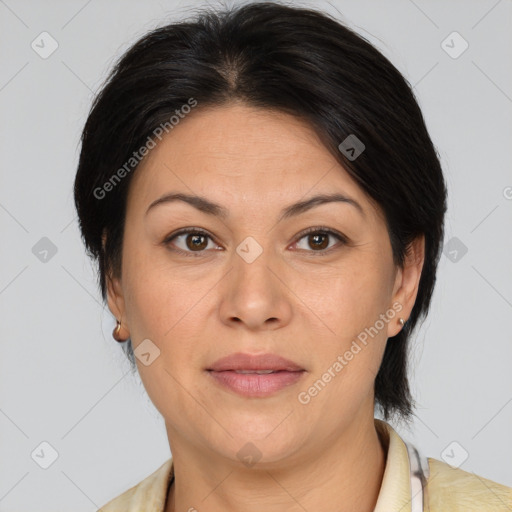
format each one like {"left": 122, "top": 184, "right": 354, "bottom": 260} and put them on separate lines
{"left": 163, "top": 228, "right": 222, "bottom": 257}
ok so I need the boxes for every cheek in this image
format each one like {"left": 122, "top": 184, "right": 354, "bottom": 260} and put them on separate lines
{"left": 121, "top": 238, "right": 189, "bottom": 335}
{"left": 301, "top": 278, "right": 391, "bottom": 411}
{"left": 296, "top": 259, "right": 391, "bottom": 338}
{"left": 123, "top": 271, "right": 173, "bottom": 342}
{"left": 296, "top": 256, "right": 393, "bottom": 391}
{"left": 122, "top": 250, "right": 214, "bottom": 374}
{"left": 122, "top": 261, "right": 207, "bottom": 418}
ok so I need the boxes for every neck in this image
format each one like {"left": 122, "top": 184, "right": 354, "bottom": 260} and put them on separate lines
{"left": 165, "top": 414, "right": 387, "bottom": 512}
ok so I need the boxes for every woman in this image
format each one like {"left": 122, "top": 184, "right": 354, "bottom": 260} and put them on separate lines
{"left": 73, "top": 2, "right": 512, "bottom": 511}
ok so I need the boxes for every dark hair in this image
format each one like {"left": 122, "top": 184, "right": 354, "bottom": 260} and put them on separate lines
{"left": 74, "top": 1, "right": 447, "bottom": 424}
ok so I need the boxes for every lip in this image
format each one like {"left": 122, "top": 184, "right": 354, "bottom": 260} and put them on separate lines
{"left": 206, "top": 352, "right": 305, "bottom": 398}
{"left": 207, "top": 352, "right": 304, "bottom": 372}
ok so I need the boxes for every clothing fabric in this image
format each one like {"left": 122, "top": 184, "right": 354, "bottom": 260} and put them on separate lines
{"left": 97, "top": 419, "right": 512, "bottom": 511}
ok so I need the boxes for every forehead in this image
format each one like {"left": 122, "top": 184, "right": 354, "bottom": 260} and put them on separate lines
{"left": 127, "top": 103, "right": 373, "bottom": 216}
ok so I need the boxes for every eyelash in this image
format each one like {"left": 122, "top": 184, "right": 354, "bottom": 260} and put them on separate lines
{"left": 163, "top": 226, "right": 348, "bottom": 258}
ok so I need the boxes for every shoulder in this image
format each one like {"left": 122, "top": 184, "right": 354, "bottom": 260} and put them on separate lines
{"left": 426, "top": 457, "right": 512, "bottom": 511}
{"left": 97, "top": 458, "right": 173, "bottom": 512}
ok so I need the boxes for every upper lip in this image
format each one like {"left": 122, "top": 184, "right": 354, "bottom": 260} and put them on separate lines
{"left": 207, "top": 352, "right": 304, "bottom": 372}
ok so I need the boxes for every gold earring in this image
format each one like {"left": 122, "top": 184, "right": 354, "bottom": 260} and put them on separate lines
{"left": 112, "top": 319, "right": 125, "bottom": 342}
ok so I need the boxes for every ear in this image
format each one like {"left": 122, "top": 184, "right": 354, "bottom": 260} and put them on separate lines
{"left": 102, "top": 231, "right": 129, "bottom": 331}
{"left": 387, "top": 234, "right": 425, "bottom": 338}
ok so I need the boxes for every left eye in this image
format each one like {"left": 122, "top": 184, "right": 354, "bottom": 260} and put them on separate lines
{"left": 293, "top": 229, "right": 345, "bottom": 253}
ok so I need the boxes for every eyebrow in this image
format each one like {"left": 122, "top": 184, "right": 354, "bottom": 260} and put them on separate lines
{"left": 145, "top": 191, "right": 365, "bottom": 221}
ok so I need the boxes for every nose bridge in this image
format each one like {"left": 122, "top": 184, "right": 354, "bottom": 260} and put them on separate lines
{"left": 219, "top": 234, "right": 292, "bottom": 329}
{"left": 233, "top": 235, "right": 278, "bottom": 303}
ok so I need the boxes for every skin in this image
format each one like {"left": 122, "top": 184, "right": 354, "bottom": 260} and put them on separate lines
{"left": 105, "top": 102, "right": 424, "bottom": 512}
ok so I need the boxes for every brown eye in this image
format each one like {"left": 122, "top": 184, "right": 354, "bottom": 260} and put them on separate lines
{"left": 185, "top": 233, "right": 208, "bottom": 251}
{"left": 294, "top": 228, "right": 346, "bottom": 254}
{"left": 164, "top": 229, "right": 217, "bottom": 256}
{"left": 307, "top": 233, "right": 330, "bottom": 250}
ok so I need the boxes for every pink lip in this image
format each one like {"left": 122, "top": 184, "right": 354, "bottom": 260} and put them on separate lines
{"left": 206, "top": 352, "right": 305, "bottom": 398}
{"left": 208, "top": 352, "right": 304, "bottom": 372}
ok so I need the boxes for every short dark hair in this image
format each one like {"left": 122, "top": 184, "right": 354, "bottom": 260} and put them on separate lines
{"left": 74, "top": 1, "right": 447, "bottom": 424}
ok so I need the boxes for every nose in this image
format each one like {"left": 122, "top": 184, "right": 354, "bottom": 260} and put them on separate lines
{"left": 218, "top": 246, "right": 293, "bottom": 331}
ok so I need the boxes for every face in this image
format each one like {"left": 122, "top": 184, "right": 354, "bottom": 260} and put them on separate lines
{"left": 106, "top": 103, "right": 423, "bottom": 466}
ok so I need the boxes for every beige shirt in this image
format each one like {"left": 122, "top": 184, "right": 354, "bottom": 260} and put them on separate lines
{"left": 98, "top": 419, "right": 512, "bottom": 511}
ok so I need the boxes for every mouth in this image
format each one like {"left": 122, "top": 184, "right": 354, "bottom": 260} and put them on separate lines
{"left": 206, "top": 352, "right": 305, "bottom": 397}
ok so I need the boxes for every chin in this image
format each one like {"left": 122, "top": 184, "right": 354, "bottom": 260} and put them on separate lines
{"left": 209, "top": 419, "right": 304, "bottom": 465}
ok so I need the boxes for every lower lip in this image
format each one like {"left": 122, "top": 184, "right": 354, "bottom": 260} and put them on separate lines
{"left": 207, "top": 370, "right": 305, "bottom": 397}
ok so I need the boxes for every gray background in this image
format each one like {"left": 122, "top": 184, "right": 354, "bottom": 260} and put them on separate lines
{"left": 1, "top": 0, "right": 511, "bottom": 510}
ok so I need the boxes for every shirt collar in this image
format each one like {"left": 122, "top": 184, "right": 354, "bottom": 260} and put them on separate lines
{"left": 374, "top": 418, "right": 413, "bottom": 512}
